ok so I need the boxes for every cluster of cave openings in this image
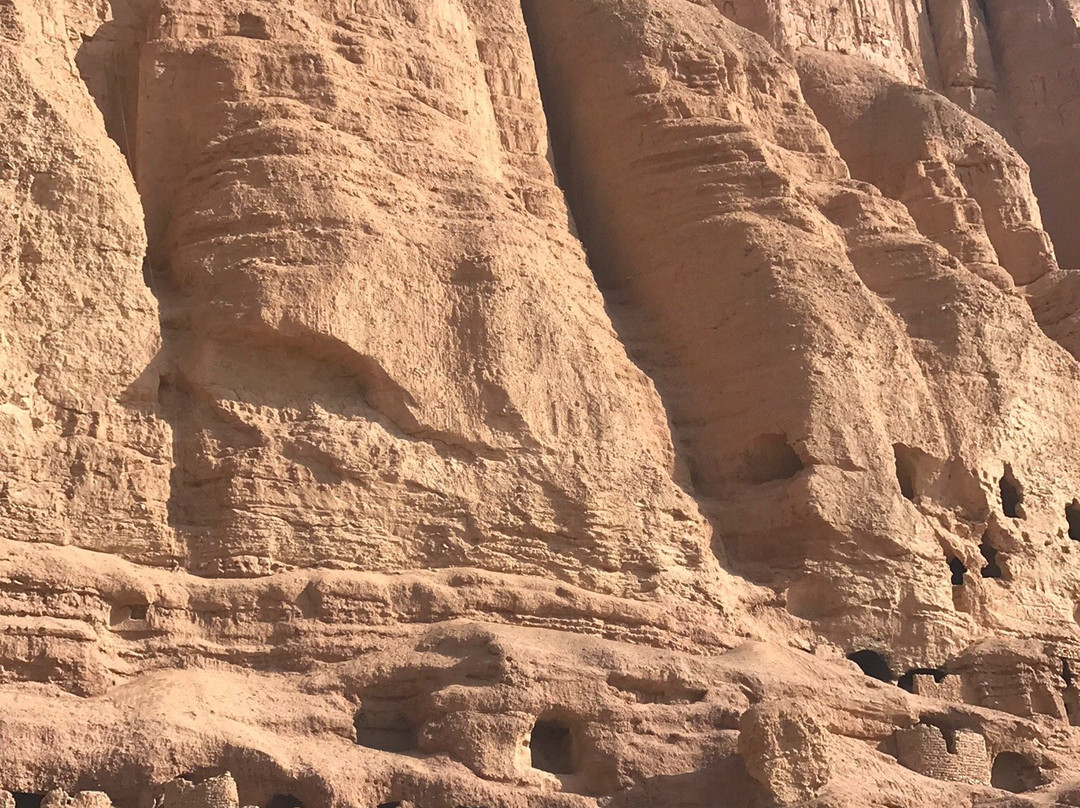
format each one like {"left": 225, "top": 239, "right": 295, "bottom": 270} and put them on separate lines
{"left": 530, "top": 716, "right": 578, "bottom": 775}
{"left": 990, "top": 751, "right": 1041, "bottom": 793}
{"left": 847, "top": 650, "right": 894, "bottom": 683}
{"left": 999, "top": 465, "right": 1024, "bottom": 519}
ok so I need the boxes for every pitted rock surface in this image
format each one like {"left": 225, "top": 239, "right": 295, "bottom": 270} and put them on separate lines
{"left": 1, "top": 0, "right": 1080, "bottom": 806}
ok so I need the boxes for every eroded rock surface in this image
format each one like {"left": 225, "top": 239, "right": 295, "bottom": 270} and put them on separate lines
{"left": 2, "top": 0, "right": 1080, "bottom": 806}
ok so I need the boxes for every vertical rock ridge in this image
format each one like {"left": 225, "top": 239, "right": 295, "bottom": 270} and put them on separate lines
{"left": 1, "top": 0, "right": 1080, "bottom": 805}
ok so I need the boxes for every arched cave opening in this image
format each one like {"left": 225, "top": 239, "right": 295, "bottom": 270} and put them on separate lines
{"left": 847, "top": 650, "right": 894, "bottom": 683}
{"left": 991, "top": 751, "right": 1041, "bottom": 793}
{"left": 530, "top": 716, "right": 577, "bottom": 775}
{"left": 1066, "top": 500, "right": 1080, "bottom": 541}
{"left": 894, "top": 444, "right": 916, "bottom": 501}
{"left": 12, "top": 795, "right": 44, "bottom": 808}
{"left": 999, "top": 464, "right": 1024, "bottom": 519}
{"left": 948, "top": 557, "right": 967, "bottom": 586}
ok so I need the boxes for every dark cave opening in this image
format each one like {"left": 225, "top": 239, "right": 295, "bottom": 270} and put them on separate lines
{"left": 266, "top": 796, "right": 303, "bottom": 808}
{"left": 894, "top": 444, "right": 917, "bottom": 501}
{"left": 999, "top": 464, "right": 1024, "bottom": 519}
{"left": 1066, "top": 500, "right": 1080, "bottom": 541}
{"left": 948, "top": 557, "right": 967, "bottom": 586}
{"left": 980, "top": 540, "right": 1003, "bottom": 579}
{"left": 848, "top": 650, "right": 894, "bottom": 683}
{"left": 530, "top": 717, "right": 577, "bottom": 775}
{"left": 745, "top": 434, "right": 805, "bottom": 484}
{"left": 991, "top": 751, "right": 1041, "bottom": 793}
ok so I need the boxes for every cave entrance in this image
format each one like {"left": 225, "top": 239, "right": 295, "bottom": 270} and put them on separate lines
{"left": 980, "top": 539, "right": 1003, "bottom": 579}
{"left": 1067, "top": 500, "right": 1080, "bottom": 541}
{"left": 999, "top": 464, "right": 1024, "bottom": 519}
{"left": 848, "top": 650, "right": 894, "bottom": 682}
{"left": 991, "top": 751, "right": 1041, "bottom": 793}
{"left": 894, "top": 444, "right": 917, "bottom": 501}
{"left": 948, "top": 557, "right": 967, "bottom": 586}
{"left": 745, "top": 434, "right": 804, "bottom": 484}
{"left": 530, "top": 717, "right": 577, "bottom": 775}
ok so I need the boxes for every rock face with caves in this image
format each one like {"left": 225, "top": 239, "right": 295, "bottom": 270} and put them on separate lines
{"left": 2, "top": 0, "right": 1080, "bottom": 805}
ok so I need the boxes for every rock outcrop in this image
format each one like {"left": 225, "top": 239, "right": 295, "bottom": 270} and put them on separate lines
{"left": 2, "top": 0, "right": 1080, "bottom": 806}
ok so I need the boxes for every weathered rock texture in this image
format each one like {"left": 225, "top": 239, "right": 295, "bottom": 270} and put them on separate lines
{"left": 2, "top": 0, "right": 1080, "bottom": 806}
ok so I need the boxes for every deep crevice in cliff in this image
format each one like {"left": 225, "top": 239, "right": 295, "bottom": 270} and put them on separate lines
{"left": 519, "top": 0, "right": 711, "bottom": 510}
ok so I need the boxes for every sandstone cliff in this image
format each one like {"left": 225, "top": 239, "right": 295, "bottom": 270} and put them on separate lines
{"left": 2, "top": 0, "right": 1080, "bottom": 805}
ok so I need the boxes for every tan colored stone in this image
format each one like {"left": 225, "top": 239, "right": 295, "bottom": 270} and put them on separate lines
{"left": 0, "top": 0, "right": 1078, "bottom": 806}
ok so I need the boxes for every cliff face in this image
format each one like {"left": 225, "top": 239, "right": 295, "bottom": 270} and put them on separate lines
{"left": 2, "top": 0, "right": 1080, "bottom": 806}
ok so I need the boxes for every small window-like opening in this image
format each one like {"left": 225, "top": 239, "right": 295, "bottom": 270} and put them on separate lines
{"left": 894, "top": 445, "right": 916, "bottom": 501}
{"left": 991, "top": 751, "right": 1041, "bottom": 793}
{"left": 847, "top": 650, "right": 894, "bottom": 682}
{"left": 377, "top": 802, "right": 401, "bottom": 808}
{"left": 999, "top": 464, "right": 1024, "bottom": 519}
{"left": 1066, "top": 501, "right": 1080, "bottom": 541}
{"left": 897, "top": 667, "right": 947, "bottom": 693}
{"left": 530, "top": 718, "right": 576, "bottom": 775}
{"left": 237, "top": 12, "right": 270, "bottom": 39}
{"left": 110, "top": 602, "right": 149, "bottom": 625}
{"left": 980, "top": 541, "right": 1002, "bottom": 579}
{"left": 744, "top": 434, "right": 804, "bottom": 484}
{"left": 948, "top": 557, "right": 966, "bottom": 586}
{"left": 266, "top": 797, "right": 303, "bottom": 808}
{"left": 13, "top": 795, "right": 44, "bottom": 808}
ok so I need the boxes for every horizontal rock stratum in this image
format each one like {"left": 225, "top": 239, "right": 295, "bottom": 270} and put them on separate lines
{"left": 2, "top": 0, "right": 1080, "bottom": 805}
